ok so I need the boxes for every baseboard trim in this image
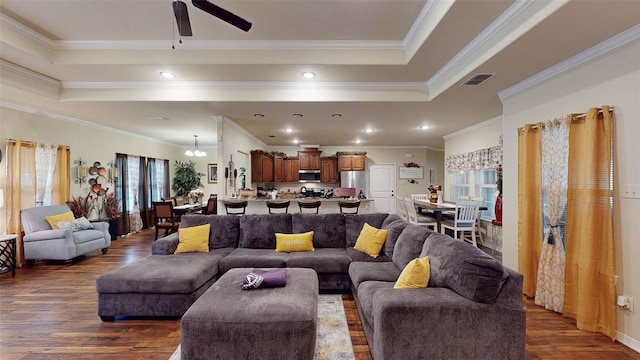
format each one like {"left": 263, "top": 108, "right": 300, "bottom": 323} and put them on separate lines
{"left": 617, "top": 331, "right": 640, "bottom": 353}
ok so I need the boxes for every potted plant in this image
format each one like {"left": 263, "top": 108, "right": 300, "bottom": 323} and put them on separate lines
{"left": 171, "top": 160, "right": 205, "bottom": 198}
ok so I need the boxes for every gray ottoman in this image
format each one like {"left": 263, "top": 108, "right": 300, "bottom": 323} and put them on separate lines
{"left": 180, "top": 268, "right": 319, "bottom": 360}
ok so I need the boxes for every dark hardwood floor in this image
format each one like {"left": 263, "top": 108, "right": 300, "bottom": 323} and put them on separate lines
{"left": 0, "top": 229, "right": 638, "bottom": 359}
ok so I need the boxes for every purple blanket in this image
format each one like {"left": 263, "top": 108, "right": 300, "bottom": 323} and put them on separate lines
{"left": 241, "top": 269, "right": 287, "bottom": 290}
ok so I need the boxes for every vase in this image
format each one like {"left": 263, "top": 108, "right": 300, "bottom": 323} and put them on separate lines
{"left": 429, "top": 193, "right": 438, "bottom": 203}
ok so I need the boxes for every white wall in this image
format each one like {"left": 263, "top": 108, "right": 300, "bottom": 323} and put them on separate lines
{"left": 0, "top": 105, "right": 219, "bottom": 232}
{"left": 501, "top": 39, "right": 640, "bottom": 345}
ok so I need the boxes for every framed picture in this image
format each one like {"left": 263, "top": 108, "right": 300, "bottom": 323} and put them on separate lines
{"left": 399, "top": 166, "right": 423, "bottom": 179}
{"left": 208, "top": 163, "right": 218, "bottom": 184}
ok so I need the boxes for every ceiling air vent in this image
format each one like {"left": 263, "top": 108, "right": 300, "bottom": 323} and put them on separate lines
{"left": 460, "top": 73, "right": 495, "bottom": 86}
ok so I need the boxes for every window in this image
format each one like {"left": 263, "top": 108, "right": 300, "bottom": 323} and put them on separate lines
{"left": 449, "top": 170, "right": 469, "bottom": 201}
{"left": 475, "top": 169, "right": 497, "bottom": 220}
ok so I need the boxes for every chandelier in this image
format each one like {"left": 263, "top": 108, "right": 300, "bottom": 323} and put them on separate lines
{"left": 185, "top": 135, "right": 207, "bottom": 157}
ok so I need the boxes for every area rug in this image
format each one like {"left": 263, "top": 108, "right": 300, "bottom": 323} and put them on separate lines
{"left": 169, "top": 294, "right": 355, "bottom": 360}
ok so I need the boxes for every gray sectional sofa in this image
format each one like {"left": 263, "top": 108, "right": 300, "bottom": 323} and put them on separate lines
{"left": 96, "top": 212, "right": 525, "bottom": 360}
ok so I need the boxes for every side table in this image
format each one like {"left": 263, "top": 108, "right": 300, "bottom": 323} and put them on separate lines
{"left": 0, "top": 234, "right": 17, "bottom": 277}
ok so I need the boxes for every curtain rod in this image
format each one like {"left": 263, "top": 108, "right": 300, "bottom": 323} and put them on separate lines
{"left": 572, "top": 106, "right": 614, "bottom": 120}
{"left": 7, "top": 139, "right": 70, "bottom": 150}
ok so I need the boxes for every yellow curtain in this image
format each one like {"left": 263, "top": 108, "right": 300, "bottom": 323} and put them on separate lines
{"left": 517, "top": 123, "right": 544, "bottom": 297}
{"left": 7, "top": 140, "right": 35, "bottom": 267}
{"left": 564, "top": 106, "right": 616, "bottom": 340}
{"left": 53, "top": 145, "right": 71, "bottom": 205}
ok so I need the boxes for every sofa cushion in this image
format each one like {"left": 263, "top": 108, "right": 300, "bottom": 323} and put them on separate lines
{"left": 72, "top": 229, "right": 108, "bottom": 245}
{"left": 381, "top": 215, "right": 409, "bottom": 258}
{"left": 286, "top": 248, "right": 352, "bottom": 273}
{"left": 96, "top": 252, "right": 224, "bottom": 294}
{"left": 239, "top": 214, "right": 292, "bottom": 249}
{"left": 394, "top": 257, "right": 430, "bottom": 289}
{"left": 175, "top": 224, "right": 210, "bottom": 254}
{"left": 348, "top": 262, "right": 401, "bottom": 291}
{"left": 391, "top": 224, "right": 433, "bottom": 271}
{"left": 346, "top": 247, "right": 391, "bottom": 263}
{"left": 219, "top": 248, "right": 288, "bottom": 273}
{"left": 292, "top": 213, "right": 346, "bottom": 248}
{"left": 344, "top": 213, "right": 389, "bottom": 247}
{"left": 275, "top": 231, "right": 315, "bottom": 252}
{"left": 421, "top": 232, "right": 509, "bottom": 304}
{"left": 353, "top": 223, "right": 388, "bottom": 258}
{"left": 180, "top": 214, "right": 240, "bottom": 249}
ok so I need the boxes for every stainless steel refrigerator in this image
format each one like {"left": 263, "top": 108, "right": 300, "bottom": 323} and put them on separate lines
{"left": 340, "top": 171, "right": 369, "bottom": 198}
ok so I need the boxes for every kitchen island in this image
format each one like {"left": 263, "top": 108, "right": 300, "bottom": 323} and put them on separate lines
{"left": 220, "top": 197, "right": 374, "bottom": 214}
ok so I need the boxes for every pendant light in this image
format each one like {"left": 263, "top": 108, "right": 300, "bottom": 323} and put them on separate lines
{"left": 185, "top": 135, "right": 207, "bottom": 157}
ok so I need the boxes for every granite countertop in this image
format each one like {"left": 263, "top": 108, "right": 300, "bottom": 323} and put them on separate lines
{"left": 226, "top": 197, "right": 372, "bottom": 202}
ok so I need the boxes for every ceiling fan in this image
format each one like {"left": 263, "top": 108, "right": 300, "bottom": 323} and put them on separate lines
{"left": 172, "top": 0, "right": 252, "bottom": 36}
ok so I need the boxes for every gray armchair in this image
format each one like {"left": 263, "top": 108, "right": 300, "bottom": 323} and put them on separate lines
{"left": 21, "top": 205, "right": 111, "bottom": 263}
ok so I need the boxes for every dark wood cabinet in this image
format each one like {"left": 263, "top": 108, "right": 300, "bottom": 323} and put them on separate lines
{"left": 321, "top": 158, "right": 338, "bottom": 183}
{"left": 273, "top": 155, "right": 284, "bottom": 182}
{"left": 283, "top": 158, "right": 299, "bottom": 182}
{"left": 298, "top": 150, "right": 322, "bottom": 170}
{"left": 251, "top": 151, "right": 274, "bottom": 183}
{"left": 337, "top": 153, "right": 366, "bottom": 171}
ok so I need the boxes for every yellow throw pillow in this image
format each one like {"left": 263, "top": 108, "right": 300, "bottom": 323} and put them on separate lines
{"left": 46, "top": 211, "right": 75, "bottom": 229}
{"left": 353, "top": 223, "right": 388, "bottom": 258}
{"left": 175, "top": 224, "right": 210, "bottom": 254}
{"left": 394, "top": 256, "right": 431, "bottom": 289}
{"left": 275, "top": 231, "right": 315, "bottom": 252}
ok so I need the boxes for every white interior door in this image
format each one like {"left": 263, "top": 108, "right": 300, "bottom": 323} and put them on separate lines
{"left": 369, "top": 164, "right": 396, "bottom": 214}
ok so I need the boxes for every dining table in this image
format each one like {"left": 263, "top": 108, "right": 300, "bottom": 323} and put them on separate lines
{"left": 412, "top": 199, "right": 487, "bottom": 232}
{"left": 173, "top": 203, "right": 205, "bottom": 216}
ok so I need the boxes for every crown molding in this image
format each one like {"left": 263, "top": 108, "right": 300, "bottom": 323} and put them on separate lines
{"left": 0, "top": 13, "right": 55, "bottom": 48}
{"left": 498, "top": 24, "right": 640, "bottom": 101}
{"left": 0, "top": 59, "right": 60, "bottom": 89}
{"left": 442, "top": 115, "right": 502, "bottom": 140}
{"left": 221, "top": 116, "right": 267, "bottom": 148}
{"left": 61, "top": 81, "right": 428, "bottom": 90}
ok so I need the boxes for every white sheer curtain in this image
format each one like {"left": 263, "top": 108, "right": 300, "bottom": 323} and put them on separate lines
{"left": 156, "top": 160, "right": 166, "bottom": 200}
{"left": 35, "top": 143, "right": 57, "bottom": 206}
{"left": 535, "top": 116, "right": 569, "bottom": 313}
{"left": 127, "top": 155, "right": 143, "bottom": 232}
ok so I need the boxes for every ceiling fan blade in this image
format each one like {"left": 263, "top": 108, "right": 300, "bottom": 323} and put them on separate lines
{"left": 172, "top": 0, "right": 193, "bottom": 36}
{"left": 192, "top": 0, "right": 252, "bottom": 32}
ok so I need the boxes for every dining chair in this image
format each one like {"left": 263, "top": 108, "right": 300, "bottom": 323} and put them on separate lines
{"left": 338, "top": 199, "right": 360, "bottom": 214}
{"left": 396, "top": 196, "right": 408, "bottom": 220}
{"left": 469, "top": 196, "right": 485, "bottom": 245}
{"left": 162, "top": 196, "right": 176, "bottom": 206}
{"left": 298, "top": 199, "right": 321, "bottom": 214}
{"left": 152, "top": 201, "right": 181, "bottom": 240}
{"left": 204, "top": 196, "right": 218, "bottom": 215}
{"left": 439, "top": 200, "right": 481, "bottom": 247}
{"left": 266, "top": 200, "right": 290, "bottom": 214}
{"left": 223, "top": 199, "right": 248, "bottom": 215}
{"left": 411, "top": 193, "right": 434, "bottom": 216}
{"left": 404, "top": 196, "right": 437, "bottom": 230}
{"left": 174, "top": 196, "right": 185, "bottom": 206}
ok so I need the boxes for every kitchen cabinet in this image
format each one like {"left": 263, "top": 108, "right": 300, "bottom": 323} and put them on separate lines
{"left": 273, "top": 154, "right": 284, "bottom": 182}
{"left": 283, "top": 158, "right": 299, "bottom": 182}
{"left": 337, "top": 153, "right": 366, "bottom": 171}
{"left": 298, "top": 150, "right": 322, "bottom": 170}
{"left": 251, "top": 150, "right": 274, "bottom": 183}
{"left": 321, "top": 158, "right": 338, "bottom": 183}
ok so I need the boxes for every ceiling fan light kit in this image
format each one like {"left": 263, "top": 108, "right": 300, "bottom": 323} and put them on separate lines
{"left": 173, "top": 0, "right": 252, "bottom": 37}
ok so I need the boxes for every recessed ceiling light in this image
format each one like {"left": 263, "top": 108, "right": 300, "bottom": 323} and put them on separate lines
{"left": 331, "top": 113, "right": 342, "bottom": 117}
{"left": 365, "top": 128, "right": 374, "bottom": 133}
{"left": 292, "top": 114, "right": 303, "bottom": 118}
{"left": 254, "top": 113, "right": 265, "bottom": 117}
{"left": 420, "top": 125, "right": 429, "bottom": 130}
{"left": 293, "top": 139, "right": 299, "bottom": 144}
{"left": 356, "top": 139, "right": 362, "bottom": 144}
{"left": 302, "top": 72, "right": 315, "bottom": 79}
{"left": 285, "top": 128, "right": 293, "bottom": 133}
{"left": 160, "top": 71, "right": 175, "bottom": 79}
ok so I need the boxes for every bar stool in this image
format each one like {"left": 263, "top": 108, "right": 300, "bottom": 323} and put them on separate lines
{"left": 266, "top": 200, "right": 290, "bottom": 214}
{"left": 223, "top": 199, "right": 248, "bottom": 215}
{"left": 338, "top": 199, "right": 360, "bottom": 214}
{"left": 297, "top": 199, "right": 321, "bottom": 214}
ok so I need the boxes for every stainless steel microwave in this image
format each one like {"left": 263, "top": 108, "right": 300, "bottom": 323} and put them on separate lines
{"left": 298, "top": 170, "right": 321, "bottom": 182}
